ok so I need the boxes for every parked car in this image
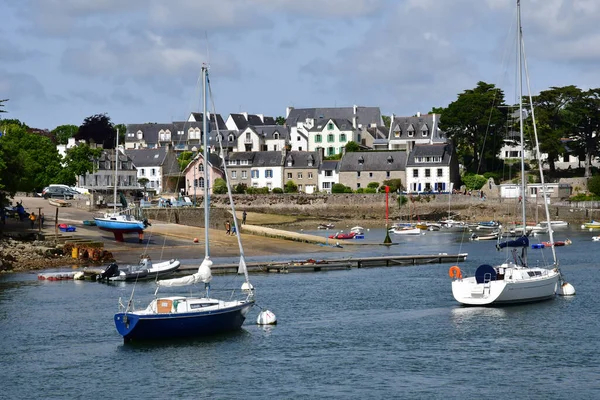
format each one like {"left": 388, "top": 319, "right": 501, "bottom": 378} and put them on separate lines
{"left": 43, "top": 187, "right": 75, "bottom": 199}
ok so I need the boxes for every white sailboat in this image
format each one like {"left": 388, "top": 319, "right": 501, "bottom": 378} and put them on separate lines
{"left": 451, "top": 0, "right": 575, "bottom": 306}
{"left": 114, "top": 65, "right": 258, "bottom": 341}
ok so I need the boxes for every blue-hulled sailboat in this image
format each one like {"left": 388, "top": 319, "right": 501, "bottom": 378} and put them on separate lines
{"left": 114, "top": 65, "right": 255, "bottom": 342}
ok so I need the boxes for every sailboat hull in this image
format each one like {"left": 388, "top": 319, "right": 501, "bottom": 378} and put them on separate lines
{"left": 114, "top": 299, "right": 254, "bottom": 341}
{"left": 94, "top": 218, "right": 145, "bottom": 233}
{"left": 451, "top": 269, "right": 560, "bottom": 306}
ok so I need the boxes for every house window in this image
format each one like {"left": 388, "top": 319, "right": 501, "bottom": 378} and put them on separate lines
{"left": 299, "top": 147, "right": 303, "bottom": 151}
{"left": 274, "top": 133, "right": 280, "bottom": 139}
{"left": 340, "top": 134, "right": 347, "bottom": 142}
{"left": 199, "top": 177, "right": 205, "bottom": 188}
{"left": 425, "top": 169, "right": 431, "bottom": 177}
{"left": 194, "top": 178, "right": 198, "bottom": 187}
{"left": 437, "top": 168, "right": 443, "bottom": 177}
{"left": 357, "top": 183, "right": 361, "bottom": 189}
{"left": 298, "top": 184, "right": 303, "bottom": 191}
{"left": 323, "top": 182, "right": 331, "bottom": 189}
{"left": 394, "top": 130, "right": 400, "bottom": 138}
{"left": 241, "top": 170, "right": 247, "bottom": 179}
{"left": 413, "top": 170, "right": 418, "bottom": 178}
{"left": 198, "top": 163, "right": 204, "bottom": 172}
{"left": 327, "top": 134, "right": 334, "bottom": 143}
{"left": 408, "top": 130, "right": 414, "bottom": 137}
{"left": 297, "top": 172, "right": 303, "bottom": 179}
{"left": 297, "top": 136, "right": 301, "bottom": 141}
{"left": 315, "top": 134, "right": 322, "bottom": 143}
{"left": 327, "top": 147, "right": 334, "bottom": 156}
{"left": 308, "top": 172, "right": 313, "bottom": 179}
{"left": 369, "top": 172, "right": 373, "bottom": 178}
{"left": 265, "top": 170, "right": 273, "bottom": 178}
{"left": 251, "top": 170, "right": 259, "bottom": 178}
{"left": 140, "top": 168, "right": 145, "bottom": 176}
{"left": 231, "top": 171, "right": 237, "bottom": 179}
{"left": 228, "top": 134, "right": 234, "bottom": 142}
{"left": 151, "top": 168, "right": 156, "bottom": 176}
{"left": 325, "top": 170, "right": 333, "bottom": 177}
{"left": 137, "top": 130, "right": 143, "bottom": 139}
{"left": 386, "top": 171, "right": 391, "bottom": 178}
{"left": 357, "top": 171, "right": 361, "bottom": 178}
{"left": 327, "top": 122, "right": 334, "bottom": 130}
{"left": 287, "top": 173, "right": 292, "bottom": 179}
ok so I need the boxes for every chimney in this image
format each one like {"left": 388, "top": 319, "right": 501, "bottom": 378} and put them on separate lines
{"left": 352, "top": 116, "right": 357, "bottom": 129}
{"left": 242, "top": 112, "right": 248, "bottom": 120}
{"left": 416, "top": 111, "right": 421, "bottom": 117}
{"left": 319, "top": 147, "right": 324, "bottom": 160}
{"left": 353, "top": 104, "right": 358, "bottom": 115}
{"left": 286, "top": 106, "right": 294, "bottom": 118}
{"left": 388, "top": 113, "right": 395, "bottom": 139}
{"left": 257, "top": 114, "right": 264, "bottom": 122}
{"left": 430, "top": 114, "right": 435, "bottom": 144}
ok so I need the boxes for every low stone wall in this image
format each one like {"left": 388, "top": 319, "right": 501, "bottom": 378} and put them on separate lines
{"left": 141, "top": 207, "right": 232, "bottom": 229}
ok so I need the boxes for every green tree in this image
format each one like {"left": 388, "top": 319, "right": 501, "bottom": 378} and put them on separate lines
{"left": 284, "top": 180, "right": 298, "bottom": 193}
{"left": 59, "top": 143, "right": 103, "bottom": 185}
{"left": 367, "top": 182, "right": 379, "bottom": 189}
{"left": 345, "top": 141, "right": 360, "bottom": 152}
{"left": 382, "top": 178, "right": 404, "bottom": 193}
{"left": 587, "top": 175, "right": 600, "bottom": 197}
{"left": 429, "top": 106, "right": 444, "bottom": 114}
{"left": 527, "top": 86, "right": 580, "bottom": 174}
{"left": 138, "top": 177, "right": 149, "bottom": 192}
{"left": 75, "top": 113, "right": 116, "bottom": 148}
{"left": 51, "top": 124, "right": 79, "bottom": 145}
{"left": 234, "top": 183, "right": 247, "bottom": 194}
{"left": 178, "top": 151, "right": 194, "bottom": 171}
{"left": 439, "top": 81, "right": 508, "bottom": 173}
{"left": 462, "top": 173, "right": 487, "bottom": 190}
{"left": 564, "top": 88, "right": 600, "bottom": 178}
{"left": 382, "top": 115, "right": 391, "bottom": 129}
{"left": 275, "top": 116, "right": 286, "bottom": 125}
{"left": 115, "top": 123, "right": 127, "bottom": 145}
{"left": 213, "top": 178, "right": 227, "bottom": 194}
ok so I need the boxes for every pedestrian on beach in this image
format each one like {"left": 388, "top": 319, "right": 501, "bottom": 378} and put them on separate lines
{"left": 29, "top": 212, "right": 36, "bottom": 229}
{"left": 242, "top": 210, "right": 247, "bottom": 225}
{"left": 231, "top": 224, "right": 237, "bottom": 235}
{"left": 225, "top": 221, "right": 231, "bottom": 235}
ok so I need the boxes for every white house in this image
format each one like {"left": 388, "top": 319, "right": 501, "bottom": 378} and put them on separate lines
{"left": 388, "top": 113, "right": 445, "bottom": 151}
{"left": 226, "top": 151, "right": 286, "bottom": 191}
{"left": 318, "top": 160, "right": 340, "bottom": 193}
{"left": 308, "top": 118, "right": 356, "bottom": 156}
{"left": 405, "top": 143, "right": 459, "bottom": 193}
{"left": 235, "top": 125, "right": 289, "bottom": 152}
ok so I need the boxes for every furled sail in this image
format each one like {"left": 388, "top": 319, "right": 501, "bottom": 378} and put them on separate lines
{"left": 497, "top": 236, "right": 529, "bottom": 250}
{"left": 156, "top": 257, "right": 212, "bottom": 287}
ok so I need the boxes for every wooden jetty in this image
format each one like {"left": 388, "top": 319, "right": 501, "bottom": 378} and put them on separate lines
{"left": 177, "top": 253, "right": 468, "bottom": 274}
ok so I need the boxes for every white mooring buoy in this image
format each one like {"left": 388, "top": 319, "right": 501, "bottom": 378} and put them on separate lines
{"left": 257, "top": 310, "right": 277, "bottom": 325}
{"left": 557, "top": 282, "right": 576, "bottom": 296}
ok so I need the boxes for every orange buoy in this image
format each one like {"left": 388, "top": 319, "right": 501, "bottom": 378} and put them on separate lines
{"left": 449, "top": 265, "right": 462, "bottom": 279}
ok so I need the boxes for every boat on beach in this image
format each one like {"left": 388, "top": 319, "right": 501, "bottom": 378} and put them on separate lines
{"left": 49, "top": 198, "right": 71, "bottom": 207}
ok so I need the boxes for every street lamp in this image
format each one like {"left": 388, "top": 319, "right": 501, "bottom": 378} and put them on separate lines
{"left": 192, "top": 146, "right": 198, "bottom": 206}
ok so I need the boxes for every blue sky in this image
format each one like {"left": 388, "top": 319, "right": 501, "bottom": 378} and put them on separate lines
{"left": 1, "top": 0, "right": 598, "bottom": 130}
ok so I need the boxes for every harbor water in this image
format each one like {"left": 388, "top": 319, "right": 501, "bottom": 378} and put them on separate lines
{"left": 1, "top": 227, "right": 599, "bottom": 399}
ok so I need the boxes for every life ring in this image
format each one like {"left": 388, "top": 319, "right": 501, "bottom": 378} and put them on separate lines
{"left": 449, "top": 265, "right": 462, "bottom": 279}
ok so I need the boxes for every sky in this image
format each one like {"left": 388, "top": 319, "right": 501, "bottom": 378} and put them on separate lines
{"left": 1, "top": 0, "right": 598, "bottom": 130}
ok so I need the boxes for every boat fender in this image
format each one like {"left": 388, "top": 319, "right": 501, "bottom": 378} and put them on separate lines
{"left": 449, "top": 265, "right": 462, "bottom": 279}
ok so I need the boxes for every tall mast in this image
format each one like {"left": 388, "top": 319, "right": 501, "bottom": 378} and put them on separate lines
{"left": 114, "top": 128, "right": 119, "bottom": 214}
{"left": 202, "top": 65, "right": 210, "bottom": 258}
{"left": 517, "top": 0, "right": 528, "bottom": 266}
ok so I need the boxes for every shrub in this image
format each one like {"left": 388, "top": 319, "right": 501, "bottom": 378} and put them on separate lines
{"left": 343, "top": 186, "right": 353, "bottom": 193}
{"left": 356, "top": 188, "right": 364, "bottom": 193}
{"left": 588, "top": 175, "right": 600, "bottom": 197}
{"left": 364, "top": 187, "right": 377, "bottom": 194}
{"left": 284, "top": 180, "right": 298, "bottom": 193}
{"left": 461, "top": 173, "right": 487, "bottom": 190}
{"left": 332, "top": 183, "right": 346, "bottom": 193}
{"left": 397, "top": 195, "right": 408, "bottom": 207}
{"left": 367, "top": 182, "right": 379, "bottom": 189}
{"left": 382, "top": 179, "right": 404, "bottom": 193}
{"left": 272, "top": 187, "right": 283, "bottom": 194}
{"left": 213, "top": 178, "right": 228, "bottom": 194}
{"left": 234, "top": 183, "right": 247, "bottom": 194}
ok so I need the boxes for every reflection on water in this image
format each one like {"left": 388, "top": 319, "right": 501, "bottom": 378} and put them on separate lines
{"left": 450, "top": 306, "right": 508, "bottom": 324}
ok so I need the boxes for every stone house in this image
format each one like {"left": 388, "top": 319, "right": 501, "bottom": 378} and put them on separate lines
{"left": 125, "top": 146, "right": 180, "bottom": 194}
{"left": 283, "top": 151, "right": 321, "bottom": 193}
{"left": 338, "top": 151, "right": 407, "bottom": 191}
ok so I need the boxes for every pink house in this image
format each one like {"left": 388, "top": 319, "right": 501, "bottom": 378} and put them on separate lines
{"left": 182, "top": 152, "right": 224, "bottom": 200}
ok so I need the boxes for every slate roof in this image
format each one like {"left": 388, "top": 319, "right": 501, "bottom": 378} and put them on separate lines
{"left": 190, "top": 112, "right": 228, "bottom": 130}
{"left": 284, "top": 151, "right": 321, "bottom": 169}
{"left": 390, "top": 114, "right": 445, "bottom": 142}
{"left": 406, "top": 144, "right": 453, "bottom": 167}
{"left": 182, "top": 152, "right": 223, "bottom": 175}
{"left": 319, "top": 160, "right": 339, "bottom": 172}
{"left": 263, "top": 116, "right": 276, "bottom": 125}
{"left": 226, "top": 151, "right": 285, "bottom": 167}
{"left": 338, "top": 151, "right": 407, "bottom": 172}
{"left": 229, "top": 114, "right": 250, "bottom": 130}
{"left": 125, "top": 123, "right": 174, "bottom": 145}
{"left": 309, "top": 118, "right": 354, "bottom": 132}
{"left": 252, "top": 125, "right": 290, "bottom": 140}
{"left": 286, "top": 106, "right": 382, "bottom": 127}
{"left": 366, "top": 126, "right": 388, "bottom": 140}
{"left": 125, "top": 148, "right": 168, "bottom": 168}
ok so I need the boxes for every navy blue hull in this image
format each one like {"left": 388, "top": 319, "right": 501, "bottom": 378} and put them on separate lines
{"left": 114, "top": 301, "right": 254, "bottom": 342}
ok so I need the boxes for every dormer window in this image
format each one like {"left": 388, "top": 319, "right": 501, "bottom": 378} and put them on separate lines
{"left": 327, "top": 122, "right": 334, "bottom": 130}
{"left": 421, "top": 124, "right": 429, "bottom": 137}
{"left": 308, "top": 156, "right": 314, "bottom": 167}
{"left": 274, "top": 132, "right": 280, "bottom": 139}
{"left": 137, "top": 130, "right": 143, "bottom": 139}
{"left": 287, "top": 157, "right": 293, "bottom": 167}
{"left": 198, "top": 163, "right": 204, "bottom": 172}
{"left": 228, "top": 134, "right": 234, "bottom": 142}
{"left": 394, "top": 129, "right": 400, "bottom": 138}
{"left": 407, "top": 125, "right": 415, "bottom": 138}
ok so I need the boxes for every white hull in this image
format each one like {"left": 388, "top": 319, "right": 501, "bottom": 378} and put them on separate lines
{"left": 451, "top": 265, "right": 560, "bottom": 306}
{"left": 389, "top": 227, "right": 422, "bottom": 235}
